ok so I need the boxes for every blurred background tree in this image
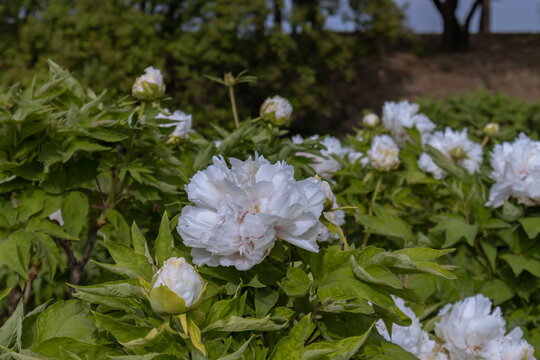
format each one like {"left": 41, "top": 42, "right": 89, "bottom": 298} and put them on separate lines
{"left": 0, "top": 0, "right": 406, "bottom": 134}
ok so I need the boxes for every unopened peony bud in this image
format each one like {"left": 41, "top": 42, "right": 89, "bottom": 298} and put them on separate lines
{"left": 363, "top": 113, "right": 380, "bottom": 127}
{"left": 260, "top": 96, "right": 293, "bottom": 126}
{"left": 450, "top": 146, "right": 465, "bottom": 160}
{"left": 483, "top": 123, "right": 500, "bottom": 136}
{"left": 132, "top": 66, "right": 165, "bottom": 100}
{"left": 150, "top": 257, "right": 205, "bottom": 315}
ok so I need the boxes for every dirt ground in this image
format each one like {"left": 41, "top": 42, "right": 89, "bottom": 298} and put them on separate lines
{"left": 332, "top": 34, "right": 540, "bottom": 134}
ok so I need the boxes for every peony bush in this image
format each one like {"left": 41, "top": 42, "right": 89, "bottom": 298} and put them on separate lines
{"left": 0, "top": 61, "right": 538, "bottom": 359}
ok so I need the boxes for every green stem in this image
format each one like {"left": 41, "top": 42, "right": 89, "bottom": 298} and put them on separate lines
{"left": 369, "top": 176, "right": 383, "bottom": 216}
{"left": 229, "top": 86, "right": 240, "bottom": 128}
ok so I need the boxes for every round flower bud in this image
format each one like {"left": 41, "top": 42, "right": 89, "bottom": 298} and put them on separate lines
{"left": 132, "top": 66, "right": 166, "bottom": 100}
{"left": 450, "top": 146, "right": 465, "bottom": 160}
{"left": 483, "top": 123, "right": 500, "bottom": 136}
{"left": 260, "top": 96, "right": 293, "bottom": 126}
{"left": 363, "top": 113, "right": 380, "bottom": 127}
{"left": 150, "top": 257, "right": 205, "bottom": 315}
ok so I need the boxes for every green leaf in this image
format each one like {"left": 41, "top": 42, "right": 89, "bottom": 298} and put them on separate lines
{"left": 350, "top": 256, "right": 402, "bottom": 289}
{"left": 0, "top": 231, "right": 32, "bottom": 280}
{"left": 255, "top": 289, "right": 279, "bottom": 318}
{"left": 501, "top": 254, "right": 540, "bottom": 277}
{"left": 131, "top": 221, "right": 153, "bottom": 266}
{"left": 220, "top": 335, "right": 254, "bottom": 360}
{"left": 0, "top": 300, "right": 23, "bottom": 348}
{"left": 269, "top": 315, "right": 314, "bottom": 360}
{"left": 154, "top": 212, "right": 173, "bottom": 267}
{"left": 203, "top": 315, "right": 286, "bottom": 333}
{"left": 0, "top": 288, "right": 12, "bottom": 302}
{"left": 61, "top": 192, "right": 89, "bottom": 237}
{"left": 205, "top": 293, "right": 247, "bottom": 326}
{"left": 357, "top": 207, "right": 412, "bottom": 244}
{"left": 480, "top": 279, "right": 513, "bottom": 305}
{"left": 93, "top": 312, "right": 151, "bottom": 344}
{"left": 279, "top": 267, "right": 312, "bottom": 297}
{"left": 301, "top": 328, "right": 372, "bottom": 360}
{"left": 104, "top": 240, "right": 154, "bottom": 280}
{"left": 393, "top": 248, "right": 454, "bottom": 262}
{"left": 519, "top": 217, "right": 540, "bottom": 239}
{"left": 431, "top": 216, "right": 478, "bottom": 247}
{"left": 33, "top": 300, "right": 96, "bottom": 346}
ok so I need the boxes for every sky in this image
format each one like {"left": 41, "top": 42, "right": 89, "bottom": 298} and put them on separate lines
{"left": 322, "top": 0, "right": 540, "bottom": 33}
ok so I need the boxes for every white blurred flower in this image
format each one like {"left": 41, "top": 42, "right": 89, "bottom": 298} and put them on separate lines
{"left": 363, "top": 113, "right": 380, "bottom": 127}
{"left": 382, "top": 100, "right": 435, "bottom": 146}
{"left": 480, "top": 328, "right": 535, "bottom": 360}
{"left": 368, "top": 135, "right": 400, "bottom": 171}
{"left": 295, "top": 135, "right": 364, "bottom": 178}
{"left": 157, "top": 109, "right": 193, "bottom": 139}
{"left": 49, "top": 209, "right": 64, "bottom": 226}
{"left": 486, "top": 133, "right": 540, "bottom": 207}
{"left": 376, "top": 297, "right": 447, "bottom": 360}
{"left": 132, "top": 66, "right": 165, "bottom": 99}
{"left": 418, "top": 128, "right": 483, "bottom": 179}
{"left": 291, "top": 134, "right": 304, "bottom": 145}
{"left": 214, "top": 139, "right": 222, "bottom": 148}
{"left": 150, "top": 257, "right": 205, "bottom": 314}
{"left": 261, "top": 96, "right": 293, "bottom": 126}
{"left": 177, "top": 155, "right": 326, "bottom": 270}
{"left": 435, "top": 294, "right": 506, "bottom": 360}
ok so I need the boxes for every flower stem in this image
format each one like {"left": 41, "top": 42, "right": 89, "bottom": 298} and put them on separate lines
{"left": 229, "top": 86, "right": 240, "bottom": 128}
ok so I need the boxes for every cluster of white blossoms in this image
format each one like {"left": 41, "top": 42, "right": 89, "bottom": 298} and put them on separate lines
{"left": 293, "top": 135, "right": 364, "bottom": 178}
{"left": 157, "top": 109, "right": 194, "bottom": 140}
{"left": 382, "top": 100, "right": 435, "bottom": 146}
{"left": 367, "top": 135, "right": 400, "bottom": 171}
{"left": 380, "top": 295, "right": 535, "bottom": 360}
{"left": 260, "top": 95, "right": 293, "bottom": 126}
{"left": 418, "top": 128, "right": 483, "bottom": 179}
{"left": 176, "top": 154, "right": 330, "bottom": 270}
{"left": 486, "top": 133, "right": 540, "bottom": 207}
{"left": 376, "top": 297, "right": 446, "bottom": 360}
{"left": 132, "top": 66, "right": 166, "bottom": 100}
{"left": 435, "top": 295, "right": 534, "bottom": 360}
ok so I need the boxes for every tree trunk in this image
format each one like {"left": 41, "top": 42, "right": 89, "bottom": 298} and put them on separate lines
{"left": 479, "top": 0, "right": 490, "bottom": 33}
{"left": 273, "top": 0, "right": 282, "bottom": 30}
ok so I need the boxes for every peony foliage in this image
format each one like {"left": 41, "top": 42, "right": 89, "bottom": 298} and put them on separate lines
{"left": 0, "top": 61, "right": 539, "bottom": 359}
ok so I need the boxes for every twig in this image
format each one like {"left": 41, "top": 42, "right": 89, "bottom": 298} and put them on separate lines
{"left": 229, "top": 86, "right": 240, "bottom": 128}
{"left": 23, "top": 261, "right": 40, "bottom": 308}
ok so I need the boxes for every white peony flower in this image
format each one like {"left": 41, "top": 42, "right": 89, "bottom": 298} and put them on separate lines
{"left": 132, "top": 66, "right": 165, "bottom": 99}
{"left": 435, "top": 294, "right": 506, "bottom": 360}
{"left": 382, "top": 100, "right": 435, "bottom": 146}
{"left": 49, "top": 209, "right": 64, "bottom": 226}
{"left": 486, "top": 133, "right": 540, "bottom": 208}
{"left": 376, "top": 297, "right": 447, "bottom": 360}
{"left": 480, "top": 327, "right": 535, "bottom": 360}
{"left": 177, "top": 155, "right": 326, "bottom": 270}
{"left": 418, "top": 128, "right": 483, "bottom": 179}
{"left": 157, "top": 109, "right": 193, "bottom": 139}
{"left": 363, "top": 113, "right": 380, "bottom": 127}
{"left": 261, "top": 96, "right": 293, "bottom": 126}
{"left": 150, "top": 257, "right": 205, "bottom": 314}
{"left": 295, "top": 135, "right": 364, "bottom": 178}
{"left": 367, "top": 135, "right": 400, "bottom": 171}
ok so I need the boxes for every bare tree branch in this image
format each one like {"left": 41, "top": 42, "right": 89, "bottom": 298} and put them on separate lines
{"left": 464, "top": 0, "right": 482, "bottom": 32}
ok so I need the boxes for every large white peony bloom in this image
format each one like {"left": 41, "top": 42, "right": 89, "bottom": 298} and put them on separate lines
{"left": 150, "top": 257, "right": 205, "bottom": 314}
{"left": 368, "top": 135, "right": 400, "bottom": 171}
{"left": 480, "top": 328, "right": 535, "bottom": 360}
{"left": 382, "top": 100, "right": 435, "bottom": 146}
{"left": 435, "top": 295, "right": 506, "bottom": 360}
{"left": 376, "top": 297, "right": 447, "bottom": 360}
{"left": 294, "top": 135, "right": 364, "bottom": 178}
{"left": 157, "top": 109, "right": 193, "bottom": 139}
{"left": 261, "top": 95, "right": 293, "bottom": 126}
{"left": 177, "top": 155, "right": 326, "bottom": 270}
{"left": 486, "top": 133, "right": 540, "bottom": 207}
{"left": 132, "top": 66, "right": 165, "bottom": 99}
{"left": 418, "top": 128, "right": 483, "bottom": 179}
